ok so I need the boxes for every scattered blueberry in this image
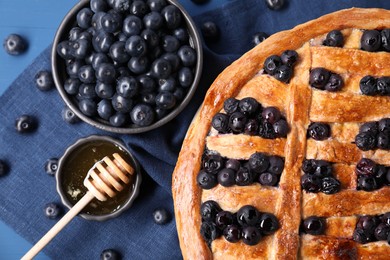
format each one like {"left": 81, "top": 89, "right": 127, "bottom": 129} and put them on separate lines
{"left": 15, "top": 115, "right": 37, "bottom": 133}
{"left": 45, "top": 158, "right": 59, "bottom": 176}
{"left": 3, "top": 34, "right": 27, "bottom": 55}
{"left": 309, "top": 68, "right": 330, "bottom": 90}
{"left": 265, "top": 0, "right": 285, "bottom": 10}
{"left": 61, "top": 106, "right": 80, "bottom": 124}
{"left": 252, "top": 32, "right": 268, "bottom": 46}
{"left": 44, "top": 203, "right": 62, "bottom": 219}
{"left": 280, "top": 50, "right": 298, "bottom": 67}
{"left": 324, "top": 73, "right": 343, "bottom": 92}
{"left": 307, "top": 122, "right": 330, "bottom": 140}
{"left": 302, "top": 216, "right": 326, "bottom": 235}
{"left": 273, "top": 64, "right": 292, "bottom": 83}
{"left": 35, "top": 70, "right": 54, "bottom": 91}
{"left": 263, "top": 55, "right": 282, "bottom": 75}
{"left": 0, "top": 160, "right": 9, "bottom": 177}
{"left": 153, "top": 208, "right": 170, "bottom": 225}
{"left": 100, "top": 249, "right": 122, "bottom": 260}
{"left": 323, "top": 30, "right": 344, "bottom": 47}
{"left": 201, "top": 21, "right": 219, "bottom": 42}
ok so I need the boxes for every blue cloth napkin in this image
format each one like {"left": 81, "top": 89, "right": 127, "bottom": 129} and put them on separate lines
{"left": 0, "top": 0, "right": 389, "bottom": 259}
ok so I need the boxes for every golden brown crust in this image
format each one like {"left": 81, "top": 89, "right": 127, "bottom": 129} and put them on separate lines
{"left": 172, "top": 8, "right": 390, "bottom": 260}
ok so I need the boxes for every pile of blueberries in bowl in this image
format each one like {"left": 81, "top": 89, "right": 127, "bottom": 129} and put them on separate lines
{"left": 52, "top": 0, "right": 202, "bottom": 134}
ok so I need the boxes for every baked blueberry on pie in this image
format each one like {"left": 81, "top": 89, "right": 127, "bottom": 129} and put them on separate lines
{"left": 172, "top": 8, "right": 390, "bottom": 259}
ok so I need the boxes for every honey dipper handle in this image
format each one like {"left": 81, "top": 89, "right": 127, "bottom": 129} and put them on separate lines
{"left": 21, "top": 192, "right": 95, "bottom": 260}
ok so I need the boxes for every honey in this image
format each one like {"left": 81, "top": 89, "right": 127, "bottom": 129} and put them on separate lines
{"left": 60, "top": 140, "right": 134, "bottom": 216}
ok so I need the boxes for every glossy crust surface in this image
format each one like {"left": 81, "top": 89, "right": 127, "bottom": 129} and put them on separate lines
{"left": 172, "top": 8, "right": 390, "bottom": 259}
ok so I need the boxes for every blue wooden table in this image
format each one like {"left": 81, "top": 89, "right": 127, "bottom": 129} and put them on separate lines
{"left": 0, "top": 0, "right": 226, "bottom": 258}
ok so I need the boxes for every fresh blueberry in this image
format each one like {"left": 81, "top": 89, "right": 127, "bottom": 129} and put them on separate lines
{"left": 355, "top": 132, "right": 377, "bottom": 151}
{"left": 128, "top": 56, "right": 149, "bottom": 74}
{"left": 3, "top": 34, "right": 27, "bottom": 55}
{"left": 239, "top": 97, "right": 259, "bottom": 115}
{"left": 360, "top": 75, "right": 377, "bottom": 95}
{"left": 97, "top": 99, "right": 115, "bottom": 120}
{"left": 228, "top": 111, "right": 247, "bottom": 133}
{"left": 321, "top": 177, "right": 341, "bottom": 194}
{"left": 173, "top": 87, "right": 184, "bottom": 101}
{"left": 177, "top": 67, "right": 194, "bottom": 88}
{"left": 237, "top": 205, "right": 260, "bottom": 226}
{"left": 141, "top": 29, "right": 159, "bottom": 48}
{"left": 61, "top": 106, "right": 80, "bottom": 124}
{"left": 162, "top": 35, "right": 180, "bottom": 53}
{"left": 324, "top": 73, "right": 343, "bottom": 92}
{"left": 248, "top": 152, "right": 269, "bottom": 174}
{"left": 92, "top": 30, "right": 115, "bottom": 53}
{"left": 100, "top": 249, "right": 121, "bottom": 260}
{"left": 217, "top": 168, "right": 236, "bottom": 187}
{"left": 309, "top": 68, "right": 331, "bottom": 90}
{"left": 301, "top": 174, "right": 321, "bottom": 193}
{"left": 281, "top": 50, "right": 298, "bottom": 66}
{"left": 95, "top": 63, "right": 116, "bottom": 84}
{"left": 265, "top": 0, "right": 285, "bottom": 10}
{"left": 112, "top": 0, "right": 131, "bottom": 13}
{"left": 223, "top": 98, "right": 239, "bottom": 115}
{"left": 155, "top": 91, "right": 176, "bottom": 109}
{"left": 117, "top": 66, "right": 132, "bottom": 77}
{"left": 125, "top": 35, "right": 147, "bottom": 57}
{"left": 0, "top": 160, "right": 9, "bottom": 177}
{"left": 130, "top": 103, "right": 155, "bottom": 126}
{"left": 262, "top": 107, "right": 281, "bottom": 124}
{"left": 122, "top": 15, "right": 143, "bottom": 36}
{"left": 78, "top": 65, "right": 96, "bottom": 84}
{"left": 151, "top": 58, "right": 172, "bottom": 79}
{"left": 377, "top": 77, "right": 390, "bottom": 95}
{"left": 200, "top": 200, "right": 221, "bottom": 222}
{"left": 177, "top": 45, "right": 196, "bottom": 67}
{"left": 241, "top": 226, "right": 262, "bottom": 246}
{"left": 109, "top": 112, "right": 130, "bottom": 126}
{"left": 153, "top": 208, "right": 170, "bottom": 225}
{"left": 116, "top": 77, "right": 138, "bottom": 98}
{"left": 258, "top": 172, "right": 278, "bottom": 186}
{"left": 223, "top": 224, "right": 241, "bottom": 243}
{"left": 95, "top": 81, "right": 114, "bottom": 99}
{"left": 109, "top": 41, "right": 130, "bottom": 64}
{"left": 143, "top": 11, "right": 163, "bottom": 30}
{"left": 263, "top": 55, "right": 282, "bottom": 75}
{"left": 57, "top": 41, "right": 73, "bottom": 59}
{"left": 302, "top": 216, "right": 326, "bottom": 235}
{"left": 268, "top": 156, "right": 284, "bottom": 175}
{"left": 44, "top": 203, "right": 62, "bottom": 219}
{"left": 235, "top": 166, "right": 254, "bottom": 186}
{"left": 68, "top": 27, "right": 83, "bottom": 41}
{"left": 274, "top": 64, "right": 293, "bottom": 83}
{"left": 200, "top": 221, "right": 221, "bottom": 244}
{"left": 91, "top": 53, "right": 110, "bottom": 70}
{"left": 258, "top": 213, "right": 279, "bottom": 235}
{"left": 15, "top": 115, "right": 37, "bottom": 133}
{"left": 64, "top": 78, "right": 81, "bottom": 95}
{"left": 252, "top": 32, "right": 268, "bottom": 46}
{"left": 45, "top": 158, "right": 59, "bottom": 176}
{"left": 130, "top": 0, "right": 149, "bottom": 17}
{"left": 76, "top": 8, "right": 93, "bottom": 29}
{"left": 197, "top": 170, "right": 218, "bottom": 189}
{"left": 141, "top": 92, "right": 156, "bottom": 105}
{"left": 147, "top": 0, "right": 167, "bottom": 12}
{"left": 174, "top": 27, "right": 189, "bottom": 43}
{"left": 381, "top": 29, "right": 390, "bottom": 51}
{"left": 158, "top": 77, "right": 176, "bottom": 92}
{"left": 90, "top": 0, "right": 108, "bottom": 13}
{"left": 201, "top": 21, "right": 219, "bottom": 42}
{"left": 148, "top": 46, "right": 163, "bottom": 60}
{"left": 78, "top": 83, "right": 97, "bottom": 99}
{"left": 307, "top": 122, "right": 330, "bottom": 140}
{"left": 202, "top": 154, "right": 224, "bottom": 174}
{"left": 78, "top": 99, "right": 97, "bottom": 117}
{"left": 35, "top": 70, "right": 54, "bottom": 91}
{"left": 273, "top": 119, "right": 289, "bottom": 138}
{"left": 323, "top": 30, "right": 344, "bottom": 47}
{"left": 161, "top": 5, "right": 182, "bottom": 30}
{"left": 361, "top": 30, "right": 381, "bottom": 52}
{"left": 137, "top": 75, "right": 156, "bottom": 94}
{"left": 358, "top": 175, "right": 378, "bottom": 191}
{"left": 112, "top": 94, "right": 133, "bottom": 113}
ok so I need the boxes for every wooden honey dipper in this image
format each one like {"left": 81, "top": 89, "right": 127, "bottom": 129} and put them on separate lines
{"left": 22, "top": 153, "right": 134, "bottom": 260}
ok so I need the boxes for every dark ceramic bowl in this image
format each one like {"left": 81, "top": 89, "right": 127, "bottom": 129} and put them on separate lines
{"left": 52, "top": 0, "right": 203, "bottom": 134}
{"left": 56, "top": 135, "right": 142, "bottom": 221}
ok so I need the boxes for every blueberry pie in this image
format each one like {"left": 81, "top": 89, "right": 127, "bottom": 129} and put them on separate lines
{"left": 172, "top": 8, "right": 390, "bottom": 259}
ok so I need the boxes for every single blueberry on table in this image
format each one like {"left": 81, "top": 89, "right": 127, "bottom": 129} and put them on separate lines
{"left": 44, "top": 203, "right": 62, "bottom": 219}
{"left": 15, "top": 115, "right": 38, "bottom": 133}
{"left": 252, "top": 32, "right": 268, "bottom": 46}
{"left": 100, "top": 249, "right": 122, "bottom": 260}
{"left": 45, "top": 158, "right": 59, "bottom": 176}
{"left": 201, "top": 21, "right": 219, "bottom": 42}
{"left": 3, "top": 34, "right": 27, "bottom": 55}
{"left": 0, "top": 160, "right": 9, "bottom": 177}
{"left": 61, "top": 106, "right": 80, "bottom": 124}
{"left": 266, "top": 0, "right": 285, "bottom": 10}
{"left": 35, "top": 70, "right": 54, "bottom": 91}
{"left": 153, "top": 208, "right": 171, "bottom": 225}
